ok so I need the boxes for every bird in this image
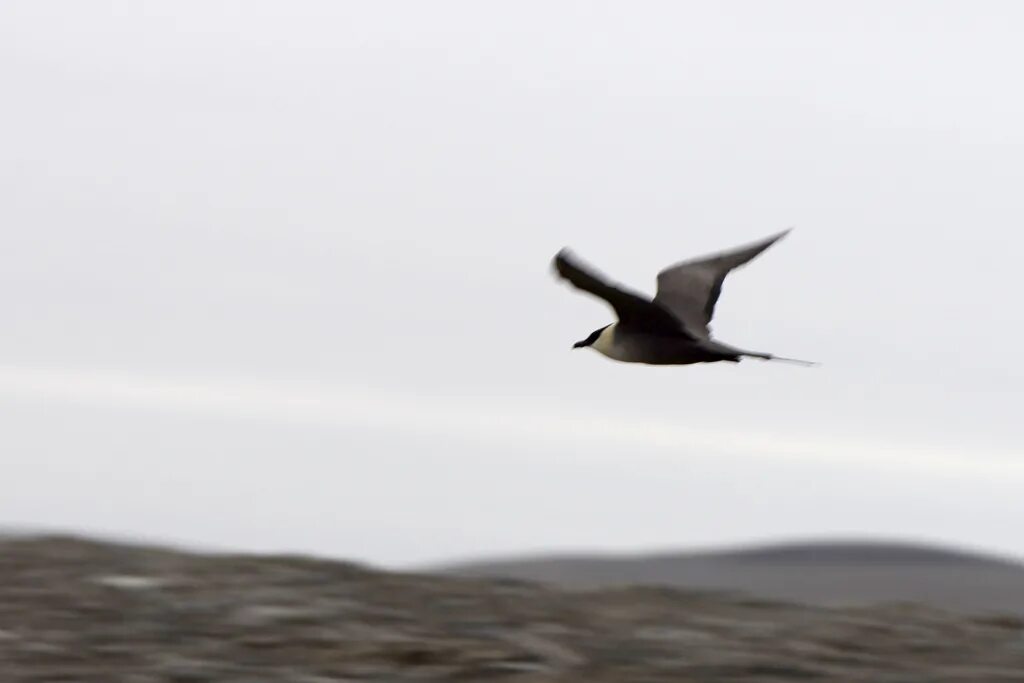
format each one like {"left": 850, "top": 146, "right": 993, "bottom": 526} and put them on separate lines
{"left": 552, "top": 229, "right": 815, "bottom": 366}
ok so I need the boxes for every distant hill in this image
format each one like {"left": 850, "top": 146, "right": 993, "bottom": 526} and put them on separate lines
{"left": 440, "top": 540, "right": 1024, "bottom": 615}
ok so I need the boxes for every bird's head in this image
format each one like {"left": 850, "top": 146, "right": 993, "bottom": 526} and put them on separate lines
{"left": 573, "top": 325, "right": 609, "bottom": 349}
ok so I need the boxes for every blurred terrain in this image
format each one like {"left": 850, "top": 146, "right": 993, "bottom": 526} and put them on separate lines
{"left": 2, "top": 534, "right": 1024, "bottom": 682}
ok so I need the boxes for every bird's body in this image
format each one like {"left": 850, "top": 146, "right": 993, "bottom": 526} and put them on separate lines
{"left": 588, "top": 323, "right": 740, "bottom": 364}
{"left": 552, "top": 230, "right": 813, "bottom": 367}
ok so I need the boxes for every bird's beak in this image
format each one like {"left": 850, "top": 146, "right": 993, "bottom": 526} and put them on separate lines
{"left": 572, "top": 341, "right": 586, "bottom": 349}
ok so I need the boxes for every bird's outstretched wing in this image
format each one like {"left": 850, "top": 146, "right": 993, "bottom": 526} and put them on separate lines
{"left": 553, "top": 248, "right": 693, "bottom": 337}
{"left": 653, "top": 229, "right": 791, "bottom": 338}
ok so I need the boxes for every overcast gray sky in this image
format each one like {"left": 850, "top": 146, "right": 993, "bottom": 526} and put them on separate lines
{"left": 2, "top": 1, "right": 1022, "bottom": 567}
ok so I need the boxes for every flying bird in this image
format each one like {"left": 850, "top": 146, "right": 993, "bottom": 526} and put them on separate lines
{"left": 552, "top": 229, "right": 814, "bottom": 366}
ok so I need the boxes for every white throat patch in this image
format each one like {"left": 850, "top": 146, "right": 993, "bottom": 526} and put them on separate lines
{"left": 590, "top": 323, "right": 620, "bottom": 358}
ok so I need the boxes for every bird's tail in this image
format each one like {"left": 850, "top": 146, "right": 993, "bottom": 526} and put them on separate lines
{"left": 701, "top": 340, "right": 818, "bottom": 367}
{"left": 744, "top": 351, "right": 818, "bottom": 366}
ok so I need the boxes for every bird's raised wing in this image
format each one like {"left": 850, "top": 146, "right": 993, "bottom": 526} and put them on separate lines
{"left": 553, "top": 248, "right": 693, "bottom": 337}
{"left": 653, "top": 229, "right": 791, "bottom": 338}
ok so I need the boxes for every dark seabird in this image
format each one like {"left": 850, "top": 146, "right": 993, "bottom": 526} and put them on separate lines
{"left": 552, "top": 229, "right": 814, "bottom": 366}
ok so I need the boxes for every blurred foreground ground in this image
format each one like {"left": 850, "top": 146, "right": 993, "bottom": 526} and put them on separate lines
{"left": 2, "top": 535, "right": 1024, "bottom": 682}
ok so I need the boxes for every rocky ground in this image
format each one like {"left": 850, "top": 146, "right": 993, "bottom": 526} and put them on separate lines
{"left": 2, "top": 535, "right": 1024, "bottom": 682}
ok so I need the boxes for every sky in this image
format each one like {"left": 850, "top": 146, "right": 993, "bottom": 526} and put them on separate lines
{"left": 1, "top": 0, "right": 1023, "bottom": 567}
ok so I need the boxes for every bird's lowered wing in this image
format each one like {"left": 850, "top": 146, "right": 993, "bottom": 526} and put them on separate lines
{"left": 553, "top": 248, "right": 692, "bottom": 337}
{"left": 653, "top": 229, "right": 791, "bottom": 338}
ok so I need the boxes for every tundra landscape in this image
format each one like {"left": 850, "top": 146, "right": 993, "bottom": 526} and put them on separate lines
{"left": 3, "top": 534, "right": 1024, "bottom": 682}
